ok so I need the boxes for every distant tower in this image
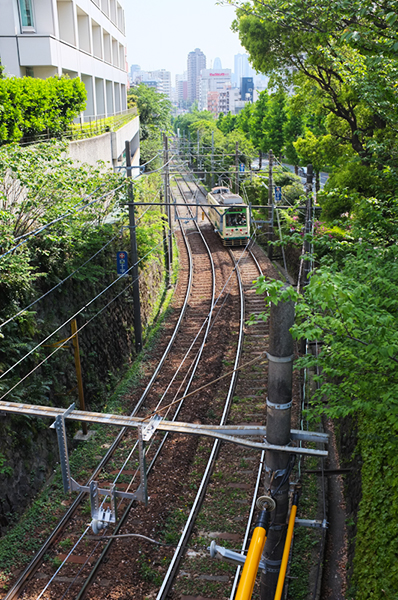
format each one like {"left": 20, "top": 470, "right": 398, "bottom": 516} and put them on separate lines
{"left": 234, "top": 53, "right": 252, "bottom": 87}
{"left": 187, "top": 48, "right": 206, "bottom": 103}
{"left": 213, "top": 57, "right": 222, "bottom": 70}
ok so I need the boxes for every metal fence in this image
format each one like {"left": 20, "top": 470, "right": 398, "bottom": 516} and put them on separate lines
{"left": 14, "top": 108, "right": 138, "bottom": 146}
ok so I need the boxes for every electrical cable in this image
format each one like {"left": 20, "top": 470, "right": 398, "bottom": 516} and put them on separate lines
{"left": 0, "top": 231, "right": 120, "bottom": 330}
{"left": 0, "top": 235, "right": 166, "bottom": 388}
{"left": 1, "top": 183, "right": 125, "bottom": 260}
{"left": 34, "top": 526, "right": 90, "bottom": 600}
{"left": 1, "top": 183, "right": 163, "bottom": 330}
{"left": 0, "top": 264, "right": 146, "bottom": 403}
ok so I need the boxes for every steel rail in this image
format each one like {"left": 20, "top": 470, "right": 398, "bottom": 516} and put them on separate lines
{"left": 229, "top": 246, "right": 265, "bottom": 600}
{"left": 3, "top": 205, "right": 194, "bottom": 600}
{"left": 73, "top": 171, "right": 217, "bottom": 600}
{"left": 155, "top": 184, "right": 246, "bottom": 600}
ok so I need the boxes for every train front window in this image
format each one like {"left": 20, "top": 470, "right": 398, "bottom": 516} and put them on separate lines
{"left": 226, "top": 212, "right": 247, "bottom": 227}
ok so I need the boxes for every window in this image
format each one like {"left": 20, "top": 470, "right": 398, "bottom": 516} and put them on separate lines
{"left": 19, "top": 0, "right": 34, "bottom": 28}
{"left": 226, "top": 212, "right": 247, "bottom": 228}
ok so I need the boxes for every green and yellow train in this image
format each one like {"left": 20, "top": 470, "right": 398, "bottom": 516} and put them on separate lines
{"left": 206, "top": 186, "right": 250, "bottom": 246}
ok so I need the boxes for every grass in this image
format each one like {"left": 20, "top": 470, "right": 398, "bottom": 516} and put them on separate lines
{"left": 66, "top": 109, "right": 138, "bottom": 141}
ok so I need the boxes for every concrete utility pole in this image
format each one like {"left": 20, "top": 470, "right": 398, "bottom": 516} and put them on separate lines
{"left": 267, "top": 150, "right": 274, "bottom": 260}
{"left": 235, "top": 141, "right": 239, "bottom": 194}
{"left": 163, "top": 133, "right": 173, "bottom": 273}
{"left": 125, "top": 140, "right": 143, "bottom": 354}
{"left": 260, "top": 291, "right": 295, "bottom": 600}
{"left": 302, "top": 164, "right": 314, "bottom": 288}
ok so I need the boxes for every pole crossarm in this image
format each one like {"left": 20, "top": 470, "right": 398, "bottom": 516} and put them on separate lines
{"left": 0, "top": 401, "right": 328, "bottom": 457}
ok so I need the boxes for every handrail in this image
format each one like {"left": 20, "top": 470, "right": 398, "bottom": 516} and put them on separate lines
{"left": 235, "top": 507, "right": 271, "bottom": 600}
{"left": 274, "top": 493, "right": 299, "bottom": 600}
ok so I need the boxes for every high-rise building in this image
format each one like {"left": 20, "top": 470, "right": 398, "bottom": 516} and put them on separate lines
{"left": 130, "top": 64, "right": 141, "bottom": 83}
{"left": 134, "top": 69, "right": 172, "bottom": 100}
{"left": 241, "top": 77, "right": 254, "bottom": 103}
{"left": 0, "top": 0, "right": 128, "bottom": 118}
{"left": 233, "top": 53, "right": 254, "bottom": 88}
{"left": 187, "top": 48, "right": 206, "bottom": 103}
{"left": 213, "top": 57, "right": 222, "bottom": 70}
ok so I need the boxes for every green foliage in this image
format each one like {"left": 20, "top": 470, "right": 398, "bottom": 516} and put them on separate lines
{"left": 0, "top": 141, "right": 123, "bottom": 311}
{"left": 128, "top": 84, "right": 171, "bottom": 140}
{"left": 0, "top": 76, "right": 86, "bottom": 143}
{"left": 176, "top": 110, "right": 256, "bottom": 188}
{"left": 352, "top": 416, "right": 398, "bottom": 599}
{"left": 0, "top": 454, "right": 12, "bottom": 477}
{"left": 216, "top": 111, "right": 237, "bottom": 134}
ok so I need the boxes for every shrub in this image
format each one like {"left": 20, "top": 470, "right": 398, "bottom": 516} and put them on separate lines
{"left": 0, "top": 76, "right": 86, "bottom": 143}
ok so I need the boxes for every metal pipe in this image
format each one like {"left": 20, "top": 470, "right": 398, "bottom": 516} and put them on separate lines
{"left": 236, "top": 511, "right": 270, "bottom": 600}
{"left": 274, "top": 494, "right": 298, "bottom": 600}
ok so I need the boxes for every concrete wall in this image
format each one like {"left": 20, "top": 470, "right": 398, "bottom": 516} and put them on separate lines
{"left": 68, "top": 115, "right": 140, "bottom": 173}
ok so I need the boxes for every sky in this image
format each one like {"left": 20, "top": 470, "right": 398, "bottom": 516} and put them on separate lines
{"left": 124, "top": 0, "right": 245, "bottom": 80}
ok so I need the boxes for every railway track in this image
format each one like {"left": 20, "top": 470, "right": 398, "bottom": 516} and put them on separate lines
{"left": 165, "top": 173, "right": 282, "bottom": 600}
{"left": 1, "top": 164, "right": 293, "bottom": 600}
{"left": 3, "top": 170, "right": 244, "bottom": 600}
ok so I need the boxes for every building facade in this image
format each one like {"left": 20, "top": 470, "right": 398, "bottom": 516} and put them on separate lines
{"left": 0, "top": 0, "right": 128, "bottom": 118}
{"left": 233, "top": 53, "right": 254, "bottom": 88}
{"left": 241, "top": 77, "right": 254, "bottom": 103}
{"left": 198, "top": 68, "right": 231, "bottom": 111}
{"left": 187, "top": 47, "right": 206, "bottom": 104}
{"left": 218, "top": 88, "right": 240, "bottom": 115}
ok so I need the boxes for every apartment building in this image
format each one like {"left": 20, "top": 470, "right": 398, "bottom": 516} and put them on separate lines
{"left": 0, "top": 0, "right": 128, "bottom": 118}
{"left": 187, "top": 48, "right": 206, "bottom": 104}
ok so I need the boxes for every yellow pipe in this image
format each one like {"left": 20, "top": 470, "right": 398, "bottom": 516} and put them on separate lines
{"left": 235, "top": 523, "right": 268, "bottom": 600}
{"left": 274, "top": 501, "right": 298, "bottom": 600}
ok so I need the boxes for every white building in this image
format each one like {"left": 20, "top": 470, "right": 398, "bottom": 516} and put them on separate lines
{"left": 218, "top": 88, "right": 240, "bottom": 115}
{"left": 132, "top": 69, "right": 172, "bottom": 100}
{"left": 198, "top": 68, "right": 231, "bottom": 111}
{"left": 0, "top": 0, "right": 128, "bottom": 118}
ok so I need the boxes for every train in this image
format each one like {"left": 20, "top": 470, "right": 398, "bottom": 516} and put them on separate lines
{"left": 206, "top": 186, "right": 250, "bottom": 246}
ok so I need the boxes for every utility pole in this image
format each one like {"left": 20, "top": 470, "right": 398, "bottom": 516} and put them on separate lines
{"left": 235, "top": 141, "right": 239, "bottom": 194}
{"left": 260, "top": 291, "right": 295, "bottom": 600}
{"left": 197, "top": 129, "right": 200, "bottom": 171}
{"left": 211, "top": 130, "right": 215, "bottom": 188}
{"left": 163, "top": 133, "right": 173, "bottom": 274}
{"left": 302, "top": 164, "right": 314, "bottom": 288}
{"left": 267, "top": 149, "right": 274, "bottom": 260}
{"left": 71, "top": 318, "right": 87, "bottom": 436}
{"left": 125, "top": 140, "right": 143, "bottom": 354}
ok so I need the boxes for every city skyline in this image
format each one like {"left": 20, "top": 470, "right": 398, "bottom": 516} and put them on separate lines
{"left": 124, "top": 0, "right": 245, "bottom": 80}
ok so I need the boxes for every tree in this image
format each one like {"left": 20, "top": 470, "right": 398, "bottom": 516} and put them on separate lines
{"left": 216, "top": 111, "right": 237, "bottom": 134}
{"left": 224, "top": 0, "right": 398, "bottom": 170}
{"left": 127, "top": 84, "right": 171, "bottom": 140}
{"left": 267, "top": 91, "right": 287, "bottom": 159}
{"left": 283, "top": 102, "right": 305, "bottom": 172}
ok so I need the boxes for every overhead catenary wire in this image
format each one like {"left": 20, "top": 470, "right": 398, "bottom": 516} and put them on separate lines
{"left": 0, "top": 232, "right": 120, "bottom": 330}
{"left": 1, "top": 182, "right": 126, "bottom": 260}
{"left": 1, "top": 184, "right": 163, "bottom": 331}
{"left": 0, "top": 263, "right": 148, "bottom": 403}
{"left": 0, "top": 234, "right": 167, "bottom": 390}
